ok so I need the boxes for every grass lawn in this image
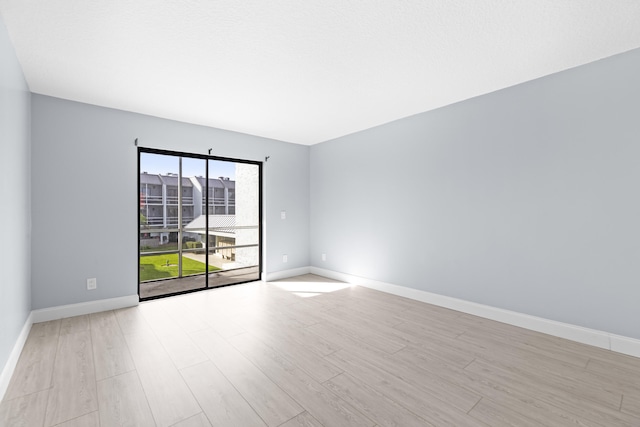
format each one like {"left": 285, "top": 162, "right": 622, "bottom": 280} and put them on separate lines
{"left": 140, "top": 254, "right": 220, "bottom": 282}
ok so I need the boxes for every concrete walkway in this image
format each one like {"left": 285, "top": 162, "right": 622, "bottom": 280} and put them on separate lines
{"left": 139, "top": 266, "right": 259, "bottom": 299}
{"left": 182, "top": 252, "right": 234, "bottom": 269}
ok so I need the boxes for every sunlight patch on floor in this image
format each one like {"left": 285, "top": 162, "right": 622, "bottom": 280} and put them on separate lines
{"left": 272, "top": 278, "right": 352, "bottom": 297}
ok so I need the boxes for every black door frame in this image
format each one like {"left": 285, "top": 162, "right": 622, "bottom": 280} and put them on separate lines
{"left": 137, "top": 147, "right": 263, "bottom": 301}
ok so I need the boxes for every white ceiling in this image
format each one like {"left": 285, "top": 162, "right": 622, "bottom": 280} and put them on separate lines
{"left": 2, "top": 1, "right": 640, "bottom": 145}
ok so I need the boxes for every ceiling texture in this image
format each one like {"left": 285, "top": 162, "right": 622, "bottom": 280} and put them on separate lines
{"left": 1, "top": 1, "right": 640, "bottom": 145}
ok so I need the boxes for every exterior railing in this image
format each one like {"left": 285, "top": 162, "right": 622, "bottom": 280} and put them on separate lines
{"left": 202, "top": 197, "right": 228, "bottom": 206}
{"left": 141, "top": 195, "right": 163, "bottom": 204}
{"left": 143, "top": 217, "right": 164, "bottom": 227}
{"left": 166, "top": 196, "right": 194, "bottom": 205}
{"left": 166, "top": 216, "right": 194, "bottom": 226}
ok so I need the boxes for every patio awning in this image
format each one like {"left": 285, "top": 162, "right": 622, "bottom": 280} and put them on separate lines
{"left": 184, "top": 215, "right": 235, "bottom": 237}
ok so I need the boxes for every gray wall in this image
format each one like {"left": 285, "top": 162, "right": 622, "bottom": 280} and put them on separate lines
{"left": 311, "top": 48, "right": 640, "bottom": 339}
{"left": 31, "top": 95, "right": 309, "bottom": 309}
{"left": 0, "top": 16, "right": 31, "bottom": 371}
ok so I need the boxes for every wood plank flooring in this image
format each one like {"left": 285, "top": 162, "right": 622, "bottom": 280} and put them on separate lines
{"left": 2, "top": 274, "right": 640, "bottom": 426}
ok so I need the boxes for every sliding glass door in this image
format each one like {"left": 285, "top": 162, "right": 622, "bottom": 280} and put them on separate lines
{"left": 138, "top": 148, "right": 261, "bottom": 300}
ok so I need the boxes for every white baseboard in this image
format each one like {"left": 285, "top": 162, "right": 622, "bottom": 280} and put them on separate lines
{"left": 31, "top": 294, "right": 139, "bottom": 323}
{"left": 0, "top": 312, "right": 34, "bottom": 402}
{"left": 610, "top": 334, "right": 640, "bottom": 358}
{"left": 264, "top": 267, "right": 311, "bottom": 282}
{"left": 310, "top": 267, "right": 640, "bottom": 359}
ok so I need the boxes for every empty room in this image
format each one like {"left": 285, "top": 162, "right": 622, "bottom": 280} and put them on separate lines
{"left": 1, "top": 1, "right": 640, "bottom": 426}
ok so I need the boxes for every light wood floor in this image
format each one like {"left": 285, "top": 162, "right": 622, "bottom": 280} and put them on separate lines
{"left": 2, "top": 274, "right": 640, "bottom": 426}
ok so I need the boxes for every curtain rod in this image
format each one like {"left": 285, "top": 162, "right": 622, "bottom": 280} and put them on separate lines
{"left": 134, "top": 138, "right": 270, "bottom": 162}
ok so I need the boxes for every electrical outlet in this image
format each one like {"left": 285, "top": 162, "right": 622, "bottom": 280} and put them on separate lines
{"left": 282, "top": 254, "right": 288, "bottom": 263}
{"left": 281, "top": 211, "right": 286, "bottom": 220}
{"left": 322, "top": 253, "right": 326, "bottom": 261}
{"left": 87, "top": 278, "right": 97, "bottom": 290}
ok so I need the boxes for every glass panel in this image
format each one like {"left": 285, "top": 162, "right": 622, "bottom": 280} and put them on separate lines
{"left": 206, "top": 160, "right": 260, "bottom": 288}
{"left": 234, "top": 162, "right": 260, "bottom": 270}
{"left": 139, "top": 150, "right": 260, "bottom": 299}
{"left": 139, "top": 153, "right": 208, "bottom": 299}
{"left": 140, "top": 153, "right": 180, "bottom": 299}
